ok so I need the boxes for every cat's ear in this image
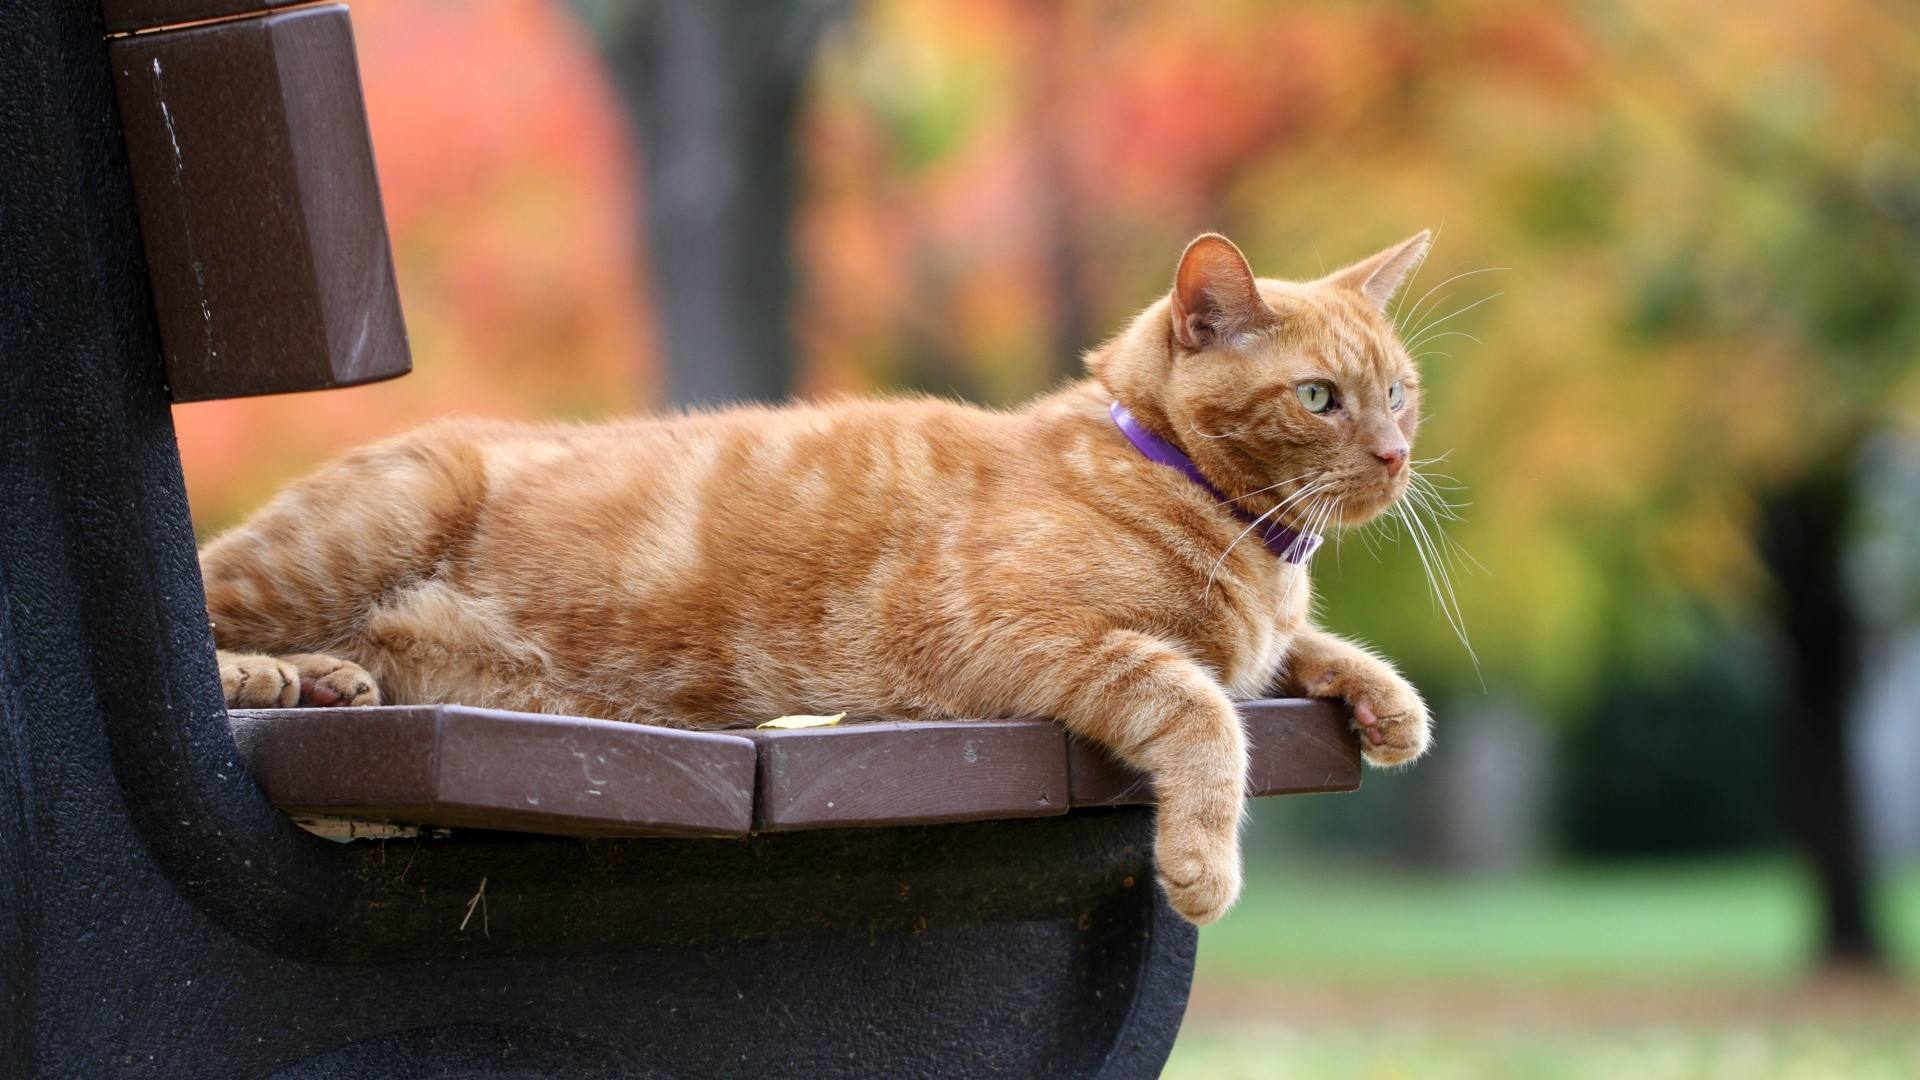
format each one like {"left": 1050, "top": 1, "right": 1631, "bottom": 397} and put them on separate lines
{"left": 1323, "top": 229, "right": 1433, "bottom": 312}
{"left": 1171, "top": 233, "right": 1276, "bottom": 351}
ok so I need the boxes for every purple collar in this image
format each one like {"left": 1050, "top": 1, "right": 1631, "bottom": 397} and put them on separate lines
{"left": 1109, "top": 401, "right": 1322, "bottom": 564}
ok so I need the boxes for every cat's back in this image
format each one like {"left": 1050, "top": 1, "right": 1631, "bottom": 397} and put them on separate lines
{"left": 441, "top": 394, "right": 1023, "bottom": 518}
{"left": 418, "top": 396, "right": 1035, "bottom": 597}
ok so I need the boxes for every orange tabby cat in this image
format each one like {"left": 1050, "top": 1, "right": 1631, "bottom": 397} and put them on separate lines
{"left": 203, "top": 231, "right": 1435, "bottom": 925}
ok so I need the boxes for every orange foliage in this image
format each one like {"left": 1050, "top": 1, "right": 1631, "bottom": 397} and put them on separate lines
{"left": 174, "top": 0, "right": 653, "bottom": 531}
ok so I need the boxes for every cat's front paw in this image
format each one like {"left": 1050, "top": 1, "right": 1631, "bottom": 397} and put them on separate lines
{"left": 283, "top": 653, "right": 381, "bottom": 707}
{"left": 219, "top": 652, "right": 300, "bottom": 708}
{"left": 1296, "top": 657, "right": 1431, "bottom": 767}
{"left": 1154, "top": 797, "right": 1243, "bottom": 925}
{"left": 1346, "top": 672, "right": 1429, "bottom": 767}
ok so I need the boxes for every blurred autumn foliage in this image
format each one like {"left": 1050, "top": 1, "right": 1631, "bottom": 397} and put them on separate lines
{"left": 174, "top": 0, "right": 653, "bottom": 521}
{"left": 180, "top": 0, "right": 1920, "bottom": 683}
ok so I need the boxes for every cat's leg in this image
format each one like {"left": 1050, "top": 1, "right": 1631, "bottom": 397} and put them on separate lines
{"left": 216, "top": 650, "right": 300, "bottom": 708}
{"left": 1281, "top": 626, "right": 1430, "bottom": 766}
{"left": 201, "top": 432, "right": 486, "bottom": 708}
{"left": 1032, "top": 628, "right": 1248, "bottom": 925}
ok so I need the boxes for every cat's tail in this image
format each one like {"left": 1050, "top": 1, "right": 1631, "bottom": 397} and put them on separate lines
{"left": 199, "top": 426, "right": 489, "bottom": 658}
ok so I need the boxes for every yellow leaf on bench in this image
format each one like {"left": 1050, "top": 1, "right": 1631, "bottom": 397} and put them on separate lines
{"left": 757, "top": 712, "right": 847, "bottom": 730}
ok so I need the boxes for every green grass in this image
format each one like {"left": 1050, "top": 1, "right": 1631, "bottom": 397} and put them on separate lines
{"left": 1165, "top": 1026, "right": 1920, "bottom": 1080}
{"left": 1163, "top": 858, "right": 1920, "bottom": 1078}
{"left": 1195, "top": 857, "right": 1920, "bottom": 986}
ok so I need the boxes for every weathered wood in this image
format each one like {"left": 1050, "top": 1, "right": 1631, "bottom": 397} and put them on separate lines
{"left": 229, "top": 700, "right": 1360, "bottom": 838}
{"left": 1068, "top": 698, "right": 1362, "bottom": 805}
{"left": 109, "top": 4, "right": 410, "bottom": 402}
{"left": 230, "top": 706, "right": 759, "bottom": 837}
{"left": 100, "top": 0, "right": 305, "bottom": 35}
{"left": 747, "top": 720, "right": 1071, "bottom": 831}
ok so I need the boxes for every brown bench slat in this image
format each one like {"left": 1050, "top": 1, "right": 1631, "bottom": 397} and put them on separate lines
{"left": 229, "top": 706, "right": 759, "bottom": 837}
{"left": 101, "top": 0, "right": 306, "bottom": 36}
{"left": 746, "top": 720, "right": 1070, "bottom": 832}
{"left": 1066, "top": 698, "right": 1362, "bottom": 806}
{"left": 230, "top": 700, "right": 1361, "bottom": 838}
{"left": 110, "top": 4, "right": 411, "bottom": 402}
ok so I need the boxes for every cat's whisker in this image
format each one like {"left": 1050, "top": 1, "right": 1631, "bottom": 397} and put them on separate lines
{"left": 1268, "top": 475, "right": 1333, "bottom": 521}
{"left": 1410, "top": 471, "right": 1478, "bottom": 530}
{"left": 1404, "top": 292, "right": 1502, "bottom": 352}
{"left": 1357, "top": 521, "right": 1379, "bottom": 560}
{"left": 1323, "top": 495, "right": 1347, "bottom": 566}
{"left": 1394, "top": 500, "right": 1479, "bottom": 672}
{"left": 1403, "top": 483, "right": 1480, "bottom": 631}
{"left": 1411, "top": 477, "right": 1470, "bottom": 500}
{"left": 1406, "top": 477, "right": 1467, "bottom": 523}
{"left": 1188, "top": 423, "right": 1244, "bottom": 441}
{"left": 1388, "top": 222, "right": 1444, "bottom": 328}
{"left": 1404, "top": 474, "right": 1469, "bottom": 546}
{"left": 1396, "top": 267, "right": 1508, "bottom": 339}
{"left": 1405, "top": 291, "right": 1501, "bottom": 345}
{"left": 1204, "top": 502, "right": 1290, "bottom": 608}
{"left": 1278, "top": 492, "right": 1334, "bottom": 610}
{"left": 1403, "top": 295, "right": 1455, "bottom": 343}
{"left": 1405, "top": 329, "right": 1482, "bottom": 351}
{"left": 1217, "top": 472, "right": 1315, "bottom": 510}
{"left": 1202, "top": 479, "right": 1332, "bottom": 607}
{"left": 1423, "top": 493, "right": 1488, "bottom": 575}
{"left": 1356, "top": 514, "right": 1393, "bottom": 562}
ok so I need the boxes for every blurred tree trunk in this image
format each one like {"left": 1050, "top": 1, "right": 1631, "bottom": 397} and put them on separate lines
{"left": 1618, "top": 17, "right": 1893, "bottom": 972}
{"left": 1025, "top": 5, "right": 1092, "bottom": 385}
{"left": 582, "top": 0, "right": 845, "bottom": 406}
{"left": 1759, "top": 444, "right": 1885, "bottom": 971}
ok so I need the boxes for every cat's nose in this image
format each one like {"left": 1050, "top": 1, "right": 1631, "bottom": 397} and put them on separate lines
{"left": 1374, "top": 443, "right": 1409, "bottom": 475}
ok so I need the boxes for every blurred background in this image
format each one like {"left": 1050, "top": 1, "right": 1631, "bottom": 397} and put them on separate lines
{"left": 174, "top": 1, "right": 1920, "bottom": 1075}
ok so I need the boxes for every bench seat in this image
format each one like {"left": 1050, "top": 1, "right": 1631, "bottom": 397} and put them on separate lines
{"left": 231, "top": 699, "right": 1360, "bottom": 839}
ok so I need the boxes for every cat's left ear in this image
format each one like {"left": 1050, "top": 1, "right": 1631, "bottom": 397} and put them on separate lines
{"left": 1322, "top": 230, "right": 1433, "bottom": 312}
{"left": 1171, "top": 233, "right": 1277, "bottom": 351}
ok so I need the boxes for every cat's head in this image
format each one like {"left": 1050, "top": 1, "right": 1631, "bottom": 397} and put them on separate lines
{"left": 1089, "top": 230, "right": 1433, "bottom": 529}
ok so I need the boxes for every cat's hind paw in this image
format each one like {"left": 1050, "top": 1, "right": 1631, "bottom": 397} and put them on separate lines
{"left": 218, "top": 651, "right": 301, "bottom": 708}
{"left": 283, "top": 653, "right": 381, "bottom": 707}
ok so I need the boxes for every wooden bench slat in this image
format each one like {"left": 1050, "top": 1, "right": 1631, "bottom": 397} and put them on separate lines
{"left": 101, "top": 0, "right": 308, "bottom": 36}
{"left": 1066, "top": 698, "right": 1362, "bottom": 806}
{"left": 110, "top": 4, "right": 411, "bottom": 402}
{"left": 229, "top": 700, "right": 1361, "bottom": 839}
{"left": 746, "top": 720, "right": 1070, "bottom": 832}
{"left": 230, "top": 706, "right": 759, "bottom": 837}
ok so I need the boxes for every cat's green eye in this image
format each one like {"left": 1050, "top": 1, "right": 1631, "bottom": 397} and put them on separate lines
{"left": 1297, "top": 381, "right": 1336, "bottom": 414}
{"left": 1389, "top": 381, "right": 1406, "bottom": 411}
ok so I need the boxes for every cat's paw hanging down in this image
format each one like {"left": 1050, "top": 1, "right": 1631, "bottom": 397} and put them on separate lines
{"left": 215, "top": 650, "right": 380, "bottom": 709}
{"left": 1152, "top": 783, "right": 1246, "bottom": 924}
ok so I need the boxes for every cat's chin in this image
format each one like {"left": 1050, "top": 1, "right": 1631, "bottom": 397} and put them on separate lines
{"left": 1326, "top": 487, "right": 1408, "bottom": 528}
{"left": 1329, "top": 504, "right": 1390, "bottom": 529}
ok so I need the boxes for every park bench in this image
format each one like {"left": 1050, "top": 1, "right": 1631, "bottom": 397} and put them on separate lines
{"left": 0, "top": 2, "right": 1361, "bottom": 1076}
